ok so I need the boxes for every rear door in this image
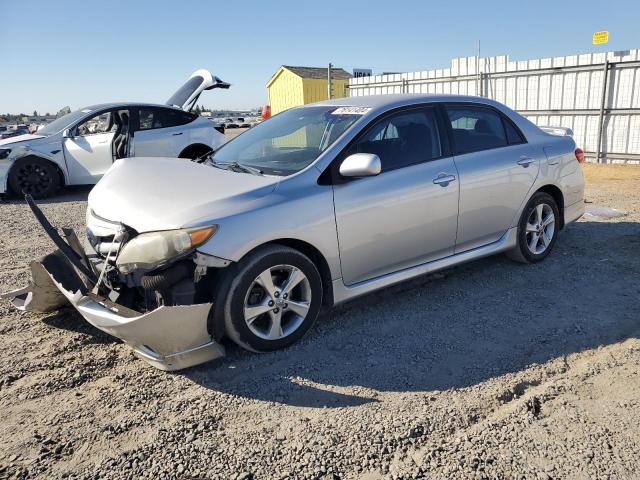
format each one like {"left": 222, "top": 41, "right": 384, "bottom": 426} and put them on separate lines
{"left": 333, "top": 106, "right": 460, "bottom": 285}
{"left": 63, "top": 110, "right": 118, "bottom": 184}
{"left": 444, "top": 103, "right": 539, "bottom": 253}
{"left": 131, "top": 107, "right": 197, "bottom": 157}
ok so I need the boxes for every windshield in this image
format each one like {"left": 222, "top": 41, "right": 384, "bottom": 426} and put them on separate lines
{"left": 37, "top": 109, "right": 92, "bottom": 136}
{"left": 210, "top": 106, "right": 365, "bottom": 175}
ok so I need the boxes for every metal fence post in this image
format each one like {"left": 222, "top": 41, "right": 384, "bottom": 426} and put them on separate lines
{"left": 596, "top": 60, "right": 609, "bottom": 164}
{"left": 328, "top": 63, "right": 333, "bottom": 100}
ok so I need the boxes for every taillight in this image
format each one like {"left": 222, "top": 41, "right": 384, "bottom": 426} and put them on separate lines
{"left": 575, "top": 148, "right": 585, "bottom": 163}
{"left": 215, "top": 126, "right": 225, "bottom": 135}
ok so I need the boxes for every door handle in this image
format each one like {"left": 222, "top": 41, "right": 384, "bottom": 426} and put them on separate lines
{"left": 517, "top": 156, "right": 535, "bottom": 167}
{"left": 172, "top": 132, "right": 183, "bottom": 136}
{"left": 433, "top": 173, "right": 456, "bottom": 186}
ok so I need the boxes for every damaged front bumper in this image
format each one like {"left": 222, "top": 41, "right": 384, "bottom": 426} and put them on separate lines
{"left": 1, "top": 198, "right": 225, "bottom": 371}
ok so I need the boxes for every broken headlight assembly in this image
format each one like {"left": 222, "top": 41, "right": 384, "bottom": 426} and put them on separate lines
{"left": 116, "top": 225, "right": 217, "bottom": 274}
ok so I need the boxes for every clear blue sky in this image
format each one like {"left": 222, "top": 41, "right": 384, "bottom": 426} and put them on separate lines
{"left": 1, "top": 0, "right": 637, "bottom": 114}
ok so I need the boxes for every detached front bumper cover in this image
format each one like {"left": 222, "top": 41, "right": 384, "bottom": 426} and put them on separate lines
{"left": 0, "top": 196, "right": 225, "bottom": 371}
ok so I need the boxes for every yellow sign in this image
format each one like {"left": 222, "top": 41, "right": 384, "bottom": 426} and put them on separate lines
{"left": 593, "top": 31, "right": 609, "bottom": 45}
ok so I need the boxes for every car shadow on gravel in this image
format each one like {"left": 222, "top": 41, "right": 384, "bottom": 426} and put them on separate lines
{"left": 1, "top": 185, "right": 91, "bottom": 204}
{"left": 42, "top": 308, "right": 116, "bottom": 345}
{"left": 184, "top": 220, "right": 640, "bottom": 408}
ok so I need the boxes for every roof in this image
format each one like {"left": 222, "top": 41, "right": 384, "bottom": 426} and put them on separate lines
{"left": 308, "top": 93, "right": 544, "bottom": 138}
{"left": 83, "top": 102, "right": 178, "bottom": 111}
{"left": 283, "top": 66, "right": 352, "bottom": 80}
{"left": 309, "top": 93, "right": 488, "bottom": 108}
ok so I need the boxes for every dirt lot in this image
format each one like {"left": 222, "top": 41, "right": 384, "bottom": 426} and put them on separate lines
{"left": 1, "top": 163, "right": 639, "bottom": 480}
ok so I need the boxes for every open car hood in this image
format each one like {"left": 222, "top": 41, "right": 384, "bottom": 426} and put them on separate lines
{"left": 88, "top": 157, "right": 278, "bottom": 233}
{"left": 166, "top": 69, "right": 230, "bottom": 112}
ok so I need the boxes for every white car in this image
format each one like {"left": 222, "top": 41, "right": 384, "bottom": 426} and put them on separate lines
{"left": 0, "top": 70, "right": 229, "bottom": 198}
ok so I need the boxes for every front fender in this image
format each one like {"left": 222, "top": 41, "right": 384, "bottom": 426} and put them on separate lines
{"left": 4, "top": 142, "right": 69, "bottom": 189}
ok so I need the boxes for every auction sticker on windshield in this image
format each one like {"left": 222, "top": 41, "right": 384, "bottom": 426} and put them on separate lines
{"left": 332, "top": 107, "right": 371, "bottom": 115}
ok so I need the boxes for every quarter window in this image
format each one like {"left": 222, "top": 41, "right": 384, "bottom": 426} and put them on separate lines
{"left": 138, "top": 108, "right": 196, "bottom": 130}
{"left": 504, "top": 119, "right": 525, "bottom": 144}
{"left": 446, "top": 106, "right": 508, "bottom": 154}
{"left": 349, "top": 108, "right": 442, "bottom": 172}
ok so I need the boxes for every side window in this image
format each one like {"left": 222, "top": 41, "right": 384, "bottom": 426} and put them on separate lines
{"left": 138, "top": 108, "right": 196, "bottom": 130}
{"left": 349, "top": 108, "right": 442, "bottom": 172}
{"left": 76, "top": 111, "right": 115, "bottom": 136}
{"left": 446, "top": 106, "right": 508, "bottom": 154}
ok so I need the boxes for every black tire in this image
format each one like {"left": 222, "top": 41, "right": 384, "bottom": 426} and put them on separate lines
{"left": 8, "top": 157, "right": 61, "bottom": 199}
{"left": 507, "top": 192, "right": 560, "bottom": 264}
{"left": 214, "top": 245, "right": 323, "bottom": 352}
{"left": 179, "top": 144, "right": 213, "bottom": 163}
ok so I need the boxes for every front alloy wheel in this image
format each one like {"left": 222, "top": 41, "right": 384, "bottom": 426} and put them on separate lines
{"left": 215, "top": 245, "right": 323, "bottom": 352}
{"left": 244, "top": 265, "right": 312, "bottom": 341}
{"left": 9, "top": 157, "right": 61, "bottom": 199}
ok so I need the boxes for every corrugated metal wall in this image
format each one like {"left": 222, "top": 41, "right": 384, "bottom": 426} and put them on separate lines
{"left": 349, "top": 49, "right": 640, "bottom": 164}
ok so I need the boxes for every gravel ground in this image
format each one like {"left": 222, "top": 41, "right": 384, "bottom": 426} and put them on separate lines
{"left": 1, "top": 164, "right": 639, "bottom": 480}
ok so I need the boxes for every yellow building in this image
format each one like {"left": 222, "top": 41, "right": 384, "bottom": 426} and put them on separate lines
{"left": 266, "top": 66, "right": 352, "bottom": 115}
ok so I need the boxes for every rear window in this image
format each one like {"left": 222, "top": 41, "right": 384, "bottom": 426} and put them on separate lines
{"left": 138, "top": 108, "right": 196, "bottom": 130}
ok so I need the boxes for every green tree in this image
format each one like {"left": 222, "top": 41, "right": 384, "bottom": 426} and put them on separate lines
{"left": 56, "top": 106, "right": 71, "bottom": 118}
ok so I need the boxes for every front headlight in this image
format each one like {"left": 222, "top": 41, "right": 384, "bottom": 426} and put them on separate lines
{"left": 0, "top": 149, "right": 11, "bottom": 160}
{"left": 116, "top": 225, "right": 217, "bottom": 274}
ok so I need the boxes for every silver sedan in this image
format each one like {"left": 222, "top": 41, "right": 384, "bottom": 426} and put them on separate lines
{"left": 4, "top": 94, "right": 585, "bottom": 370}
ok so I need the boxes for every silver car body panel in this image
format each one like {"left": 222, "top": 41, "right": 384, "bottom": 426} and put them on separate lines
{"left": 332, "top": 226, "right": 519, "bottom": 304}
{"left": 5, "top": 94, "right": 585, "bottom": 370}
{"left": 333, "top": 156, "right": 459, "bottom": 285}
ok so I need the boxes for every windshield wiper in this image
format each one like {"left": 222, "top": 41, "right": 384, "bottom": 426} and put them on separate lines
{"left": 209, "top": 160, "right": 263, "bottom": 175}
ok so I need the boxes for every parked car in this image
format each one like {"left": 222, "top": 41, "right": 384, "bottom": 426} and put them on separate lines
{"left": 0, "top": 69, "right": 229, "bottom": 198}
{"left": 0, "top": 127, "right": 29, "bottom": 140}
{"left": 4, "top": 94, "right": 585, "bottom": 371}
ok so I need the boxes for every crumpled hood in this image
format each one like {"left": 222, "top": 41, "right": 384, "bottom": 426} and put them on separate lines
{"left": 88, "top": 157, "right": 279, "bottom": 232}
{"left": 0, "top": 134, "right": 47, "bottom": 147}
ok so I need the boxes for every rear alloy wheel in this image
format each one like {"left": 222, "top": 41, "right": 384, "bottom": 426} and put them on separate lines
{"left": 525, "top": 203, "right": 556, "bottom": 255}
{"left": 507, "top": 192, "right": 560, "bottom": 263}
{"left": 216, "top": 245, "right": 323, "bottom": 352}
{"left": 8, "top": 157, "right": 61, "bottom": 199}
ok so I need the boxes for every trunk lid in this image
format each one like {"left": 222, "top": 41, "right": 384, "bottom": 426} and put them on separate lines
{"left": 166, "top": 69, "right": 230, "bottom": 112}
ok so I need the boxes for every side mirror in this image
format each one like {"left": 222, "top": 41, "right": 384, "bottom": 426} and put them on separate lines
{"left": 62, "top": 129, "right": 73, "bottom": 138}
{"left": 339, "top": 153, "right": 382, "bottom": 178}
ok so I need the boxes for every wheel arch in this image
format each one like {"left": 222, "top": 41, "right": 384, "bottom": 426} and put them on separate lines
{"left": 178, "top": 143, "right": 213, "bottom": 159}
{"left": 7, "top": 154, "right": 66, "bottom": 194}
{"left": 535, "top": 184, "right": 565, "bottom": 229}
{"left": 207, "top": 237, "right": 334, "bottom": 342}
{"left": 258, "top": 238, "right": 334, "bottom": 308}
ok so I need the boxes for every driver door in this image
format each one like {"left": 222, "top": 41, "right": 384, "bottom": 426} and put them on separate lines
{"left": 63, "top": 110, "right": 119, "bottom": 184}
{"left": 333, "top": 106, "right": 460, "bottom": 285}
